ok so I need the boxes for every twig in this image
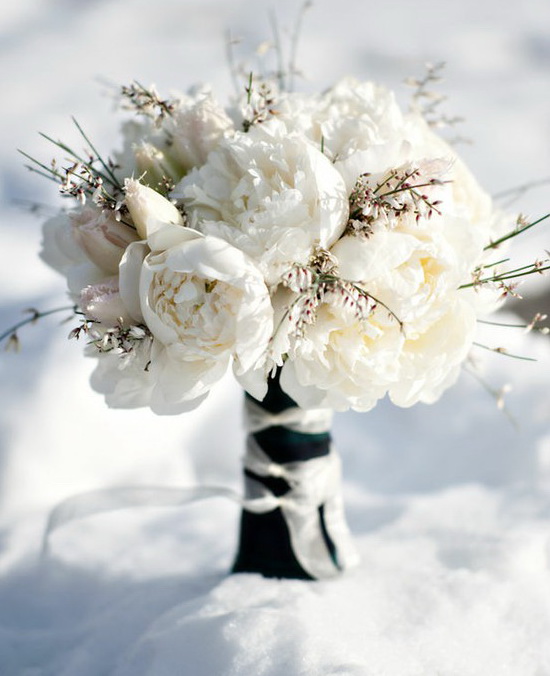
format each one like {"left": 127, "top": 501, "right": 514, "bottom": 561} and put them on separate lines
{"left": 1, "top": 306, "right": 78, "bottom": 348}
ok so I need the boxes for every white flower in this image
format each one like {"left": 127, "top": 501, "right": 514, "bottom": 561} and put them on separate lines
{"left": 164, "top": 89, "right": 234, "bottom": 170}
{"left": 174, "top": 120, "right": 349, "bottom": 286}
{"left": 124, "top": 178, "right": 184, "bottom": 240}
{"left": 41, "top": 211, "right": 111, "bottom": 298}
{"left": 42, "top": 75, "right": 519, "bottom": 417}
{"left": 71, "top": 205, "right": 139, "bottom": 274}
{"left": 89, "top": 339, "right": 158, "bottom": 411}
{"left": 276, "top": 222, "right": 479, "bottom": 411}
{"left": 113, "top": 225, "right": 273, "bottom": 413}
{"left": 79, "top": 277, "right": 133, "bottom": 326}
{"left": 133, "top": 141, "right": 180, "bottom": 188}
{"left": 276, "top": 77, "right": 404, "bottom": 161}
{"left": 279, "top": 302, "right": 405, "bottom": 411}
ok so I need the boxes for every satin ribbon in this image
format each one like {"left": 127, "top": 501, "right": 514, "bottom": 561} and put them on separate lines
{"left": 41, "top": 484, "right": 280, "bottom": 557}
{"left": 42, "top": 401, "right": 359, "bottom": 579}
{"left": 242, "top": 436, "right": 359, "bottom": 578}
{"left": 244, "top": 397, "right": 333, "bottom": 435}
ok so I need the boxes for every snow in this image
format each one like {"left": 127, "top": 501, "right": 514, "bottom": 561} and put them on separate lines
{"left": 0, "top": 1, "right": 549, "bottom": 674}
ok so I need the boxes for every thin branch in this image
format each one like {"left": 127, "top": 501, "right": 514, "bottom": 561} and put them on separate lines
{"left": 288, "top": 1, "right": 313, "bottom": 92}
{"left": 18, "top": 149, "right": 64, "bottom": 182}
{"left": 463, "top": 363, "right": 517, "bottom": 427}
{"left": 460, "top": 261, "right": 550, "bottom": 289}
{"left": 1, "top": 306, "right": 77, "bottom": 346}
{"left": 472, "top": 341, "right": 537, "bottom": 362}
{"left": 225, "top": 29, "right": 242, "bottom": 96}
{"left": 493, "top": 177, "right": 550, "bottom": 207}
{"left": 71, "top": 117, "right": 122, "bottom": 190}
{"left": 483, "top": 213, "right": 550, "bottom": 251}
{"left": 269, "top": 9, "right": 286, "bottom": 91}
{"left": 38, "top": 132, "right": 119, "bottom": 192}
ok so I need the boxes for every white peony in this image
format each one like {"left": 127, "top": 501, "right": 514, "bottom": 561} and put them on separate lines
{"left": 71, "top": 205, "right": 140, "bottom": 275}
{"left": 164, "top": 89, "right": 234, "bottom": 171}
{"left": 173, "top": 119, "right": 349, "bottom": 286}
{"left": 111, "top": 225, "right": 273, "bottom": 413}
{"left": 273, "top": 110, "right": 504, "bottom": 412}
{"left": 40, "top": 207, "right": 138, "bottom": 302}
{"left": 89, "top": 338, "right": 157, "bottom": 411}
{"left": 276, "top": 77, "right": 405, "bottom": 161}
{"left": 79, "top": 277, "right": 134, "bottom": 326}
{"left": 278, "top": 229, "right": 478, "bottom": 411}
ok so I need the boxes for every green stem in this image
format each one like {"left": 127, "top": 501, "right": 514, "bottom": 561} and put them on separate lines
{"left": 18, "top": 150, "right": 64, "bottom": 182}
{"left": 39, "top": 132, "right": 119, "bottom": 192}
{"left": 72, "top": 117, "right": 122, "bottom": 190}
{"left": 483, "top": 213, "right": 550, "bottom": 251}
{"left": 459, "top": 263, "right": 550, "bottom": 289}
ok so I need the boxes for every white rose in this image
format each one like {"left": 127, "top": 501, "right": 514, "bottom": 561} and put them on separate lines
{"left": 117, "top": 225, "right": 273, "bottom": 413}
{"left": 133, "top": 141, "right": 180, "bottom": 188}
{"left": 174, "top": 120, "right": 349, "bottom": 286}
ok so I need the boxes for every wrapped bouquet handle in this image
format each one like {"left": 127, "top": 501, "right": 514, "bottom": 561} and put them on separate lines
{"left": 41, "top": 371, "right": 358, "bottom": 580}
{"left": 233, "top": 372, "right": 359, "bottom": 579}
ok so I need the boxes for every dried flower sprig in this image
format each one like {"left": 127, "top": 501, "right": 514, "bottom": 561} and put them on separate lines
{"left": 20, "top": 120, "right": 132, "bottom": 223}
{"left": 472, "top": 341, "right": 537, "bottom": 362}
{"left": 226, "top": 1, "right": 312, "bottom": 95}
{"left": 493, "top": 177, "right": 550, "bottom": 208}
{"left": 277, "top": 248, "right": 403, "bottom": 343}
{"left": 460, "top": 257, "right": 550, "bottom": 291}
{"left": 120, "top": 81, "right": 176, "bottom": 126}
{"left": 346, "top": 161, "right": 450, "bottom": 236}
{"left": 70, "top": 318, "right": 152, "bottom": 360}
{"left": 405, "top": 61, "right": 464, "bottom": 130}
{"left": 458, "top": 212, "right": 550, "bottom": 297}
{"left": 242, "top": 72, "right": 278, "bottom": 132}
{"left": 463, "top": 360, "right": 516, "bottom": 424}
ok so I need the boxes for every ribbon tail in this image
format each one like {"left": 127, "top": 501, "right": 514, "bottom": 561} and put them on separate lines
{"left": 42, "top": 484, "right": 280, "bottom": 557}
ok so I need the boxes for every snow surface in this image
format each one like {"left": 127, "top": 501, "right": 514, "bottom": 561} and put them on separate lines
{"left": 0, "top": 1, "right": 549, "bottom": 674}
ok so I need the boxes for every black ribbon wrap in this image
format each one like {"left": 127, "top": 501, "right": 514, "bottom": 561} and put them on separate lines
{"left": 232, "top": 370, "right": 355, "bottom": 579}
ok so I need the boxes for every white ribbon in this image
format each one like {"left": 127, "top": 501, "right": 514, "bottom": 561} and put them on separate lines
{"left": 242, "top": 436, "right": 359, "bottom": 578}
{"left": 42, "top": 402, "right": 359, "bottom": 579}
{"left": 41, "top": 484, "right": 281, "bottom": 557}
{"left": 244, "top": 397, "right": 333, "bottom": 435}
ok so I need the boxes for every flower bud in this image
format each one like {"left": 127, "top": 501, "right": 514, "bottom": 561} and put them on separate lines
{"left": 165, "top": 92, "right": 234, "bottom": 170}
{"left": 124, "top": 178, "right": 183, "bottom": 240}
{"left": 71, "top": 206, "right": 139, "bottom": 274}
{"left": 133, "top": 142, "right": 180, "bottom": 188}
{"left": 80, "top": 277, "right": 133, "bottom": 326}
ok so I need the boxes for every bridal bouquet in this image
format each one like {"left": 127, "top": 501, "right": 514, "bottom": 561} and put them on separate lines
{"left": 13, "top": 64, "right": 549, "bottom": 579}
{"left": 31, "top": 76, "right": 540, "bottom": 416}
